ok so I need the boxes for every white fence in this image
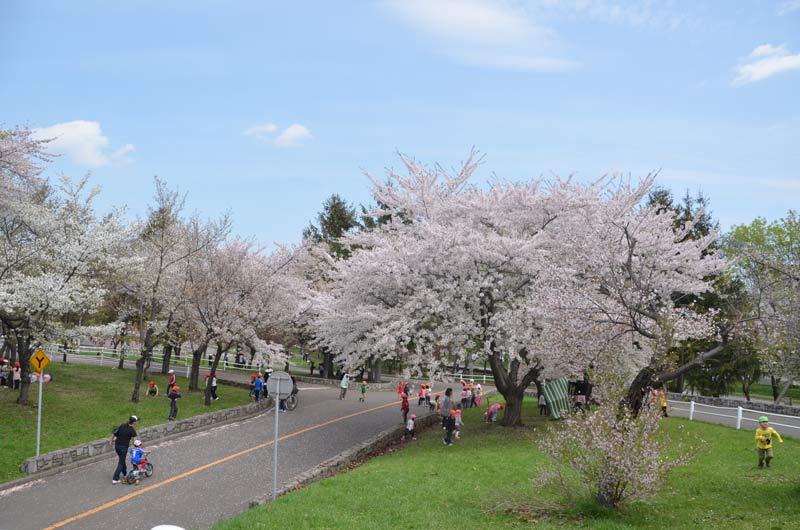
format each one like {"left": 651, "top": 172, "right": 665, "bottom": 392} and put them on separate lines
{"left": 44, "top": 344, "right": 497, "bottom": 385}
{"left": 668, "top": 399, "right": 800, "bottom": 432}
{"left": 47, "top": 344, "right": 263, "bottom": 378}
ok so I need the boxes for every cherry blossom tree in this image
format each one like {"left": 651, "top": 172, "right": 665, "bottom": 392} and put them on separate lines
{"left": 312, "top": 152, "right": 728, "bottom": 424}
{"left": 119, "top": 178, "right": 230, "bottom": 402}
{"left": 0, "top": 126, "right": 127, "bottom": 405}
{"left": 184, "top": 239, "right": 309, "bottom": 404}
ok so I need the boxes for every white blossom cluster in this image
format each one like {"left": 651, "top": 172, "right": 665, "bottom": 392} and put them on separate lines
{"left": 312, "top": 153, "right": 728, "bottom": 391}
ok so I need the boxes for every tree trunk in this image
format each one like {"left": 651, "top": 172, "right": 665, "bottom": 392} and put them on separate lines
{"left": 131, "top": 349, "right": 152, "bottom": 403}
{"left": 775, "top": 380, "right": 792, "bottom": 404}
{"left": 486, "top": 350, "right": 539, "bottom": 427}
{"left": 14, "top": 331, "right": 33, "bottom": 406}
{"left": 189, "top": 344, "right": 206, "bottom": 391}
{"left": 204, "top": 343, "right": 225, "bottom": 406}
{"left": 597, "top": 470, "right": 622, "bottom": 508}
{"left": 321, "top": 350, "right": 334, "bottom": 379}
{"left": 161, "top": 344, "right": 173, "bottom": 374}
{"left": 117, "top": 343, "right": 126, "bottom": 370}
{"left": 675, "top": 351, "right": 686, "bottom": 393}
{"left": 625, "top": 342, "right": 727, "bottom": 415}
{"left": 500, "top": 386, "right": 526, "bottom": 426}
{"left": 771, "top": 376, "right": 780, "bottom": 402}
{"left": 367, "top": 356, "right": 382, "bottom": 383}
{"left": 624, "top": 366, "right": 656, "bottom": 415}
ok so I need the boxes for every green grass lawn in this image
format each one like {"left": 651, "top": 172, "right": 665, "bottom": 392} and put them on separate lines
{"left": 211, "top": 400, "right": 800, "bottom": 530}
{"left": 0, "top": 362, "right": 252, "bottom": 484}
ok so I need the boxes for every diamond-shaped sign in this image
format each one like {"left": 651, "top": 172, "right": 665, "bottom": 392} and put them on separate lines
{"left": 31, "top": 349, "right": 49, "bottom": 372}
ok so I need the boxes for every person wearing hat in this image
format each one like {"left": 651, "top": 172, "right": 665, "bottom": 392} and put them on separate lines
{"left": 167, "top": 385, "right": 182, "bottom": 421}
{"left": 110, "top": 415, "right": 138, "bottom": 483}
{"left": 359, "top": 380, "right": 367, "bottom": 402}
{"left": 755, "top": 416, "right": 783, "bottom": 468}
{"left": 400, "top": 392, "right": 410, "bottom": 424}
{"left": 443, "top": 409, "right": 457, "bottom": 446}
{"left": 12, "top": 361, "right": 21, "bottom": 389}
{"left": 167, "top": 369, "right": 176, "bottom": 392}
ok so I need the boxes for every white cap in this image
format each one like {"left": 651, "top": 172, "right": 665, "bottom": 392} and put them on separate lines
{"left": 168, "top": 369, "right": 175, "bottom": 374}
{"left": 133, "top": 439, "right": 142, "bottom": 447}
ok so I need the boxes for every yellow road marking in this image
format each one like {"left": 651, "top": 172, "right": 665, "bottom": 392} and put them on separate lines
{"left": 43, "top": 399, "right": 399, "bottom": 530}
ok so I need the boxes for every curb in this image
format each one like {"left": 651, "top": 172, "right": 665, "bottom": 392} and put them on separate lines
{"left": 248, "top": 389, "right": 498, "bottom": 508}
{"left": 248, "top": 412, "right": 441, "bottom": 507}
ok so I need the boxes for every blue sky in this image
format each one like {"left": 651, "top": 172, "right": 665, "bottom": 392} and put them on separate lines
{"left": 2, "top": 0, "right": 798, "bottom": 246}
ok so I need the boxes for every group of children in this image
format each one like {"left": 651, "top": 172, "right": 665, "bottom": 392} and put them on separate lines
{"left": 144, "top": 369, "right": 181, "bottom": 421}
{"left": 459, "top": 379, "right": 483, "bottom": 409}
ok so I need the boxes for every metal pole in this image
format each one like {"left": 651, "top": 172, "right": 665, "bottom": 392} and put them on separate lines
{"left": 273, "top": 378, "right": 280, "bottom": 499}
{"left": 36, "top": 373, "right": 44, "bottom": 456}
{"left": 689, "top": 400, "right": 695, "bottom": 421}
{"left": 736, "top": 406, "right": 743, "bottom": 430}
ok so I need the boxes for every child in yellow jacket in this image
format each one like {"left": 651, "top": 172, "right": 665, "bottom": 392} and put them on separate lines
{"left": 755, "top": 416, "right": 783, "bottom": 468}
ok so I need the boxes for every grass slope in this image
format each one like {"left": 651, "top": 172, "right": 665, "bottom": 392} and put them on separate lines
{"left": 0, "top": 362, "right": 252, "bottom": 484}
{"left": 211, "top": 400, "right": 800, "bottom": 530}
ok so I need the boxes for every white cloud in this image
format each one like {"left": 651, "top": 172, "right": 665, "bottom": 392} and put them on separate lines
{"left": 384, "top": 0, "right": 576, "bottom": 72}
{"left": 32, "top": 120, "right": 133, "bottom": 167}
{"left": 275, "top": 124, "right": 313, "bottom": 147}
{"left": 777, "top": 0, "right": 800, "bottom": 15}
{"left": 243, "top": 123, "right": 279, "bottom": 138}
{"left": 536, "top": 0, "right": 691, "bottom": 31}
{"left": 244, "top": 122, "right": 313, "bottom": 147}
{"left": 733, "top": 43, "right": 800, "bottom": 85}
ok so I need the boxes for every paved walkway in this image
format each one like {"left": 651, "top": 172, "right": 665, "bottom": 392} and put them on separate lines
{"left": 0, "top": 383, "right": 438, "bottom": 530}
{"left": 667, "top": 399, "right": 800, "bottom": 435}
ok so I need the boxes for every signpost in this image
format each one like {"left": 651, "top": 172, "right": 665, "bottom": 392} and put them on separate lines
{"left": 31, "top": 349, "right": 50, "bottom": 457}
{"left": 265, "top": 371, "right": 293, "bottom": 500}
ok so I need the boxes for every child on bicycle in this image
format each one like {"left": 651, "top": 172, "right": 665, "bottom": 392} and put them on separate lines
{"left": 130, "top": 439, "right": 145, "bottom": 468}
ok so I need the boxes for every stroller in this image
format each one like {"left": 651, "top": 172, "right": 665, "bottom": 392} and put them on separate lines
{"left": 126, "top": 445, "right": 154, "bottom": 485}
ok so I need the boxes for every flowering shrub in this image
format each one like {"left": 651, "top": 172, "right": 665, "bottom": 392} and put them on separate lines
{"left": 535, "top": 392, "right": 697, "bottom": 508}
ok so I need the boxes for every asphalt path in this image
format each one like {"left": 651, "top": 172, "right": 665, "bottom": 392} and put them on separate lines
{"left": 0, "top": 384, "right": 433, "bottom": 530}
{"left": 667, "top": 399, "right": 800, "bottom": 435}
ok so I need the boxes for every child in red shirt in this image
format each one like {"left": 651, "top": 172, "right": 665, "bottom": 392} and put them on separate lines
{"left": 400, "top": 392, "right": 410, "bottom": 424}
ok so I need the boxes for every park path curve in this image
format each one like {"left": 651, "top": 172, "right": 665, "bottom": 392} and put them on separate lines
{"left": 0, "top": 383, "right": 436, "bottom": 530}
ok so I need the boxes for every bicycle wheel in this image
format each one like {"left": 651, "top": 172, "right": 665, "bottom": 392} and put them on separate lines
{"left": 126, "top": 473, "right": 136, "bottom": 485}
{"left": 144, "top": 463, "right": 153, "bottom": 477}
{"left": 285, "top": 394, "right": 298, "bottom": 411}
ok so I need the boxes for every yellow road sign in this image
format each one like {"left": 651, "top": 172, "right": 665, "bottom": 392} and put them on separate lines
{"left": 31, "top": 349, "right": 49, "bottom": 371}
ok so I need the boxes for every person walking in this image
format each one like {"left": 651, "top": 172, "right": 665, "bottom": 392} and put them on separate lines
{"left": 339, "top": 370, "right": 350, "bottom": 400}
{"left": 253, "top": 373, "right": 264, "bottom": 402}
{"left": 12, "top": 362, "right": 21, "bottom": 390}
{"left": 359, "top": 380, "right": 367, "bottom": 402}
{"left": 755, "top": 416, "right": 784, "bottom": 468}
{"left": 442, "top": 410, "right": 456, "bottom": 446}
{"left": 210, "top": 373, "right": 219, "bottom": 400}
{"left": 110, "top": 415, "right": 138, "bottom": 483}
{"left": 167, "top": 386, "right": 181, "bottom": 421}
{"left": 441, "top": 388, "right": 454, "bottom": 428}
{"left": 401, "top": 392, "right": 410, "bottom": 424}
